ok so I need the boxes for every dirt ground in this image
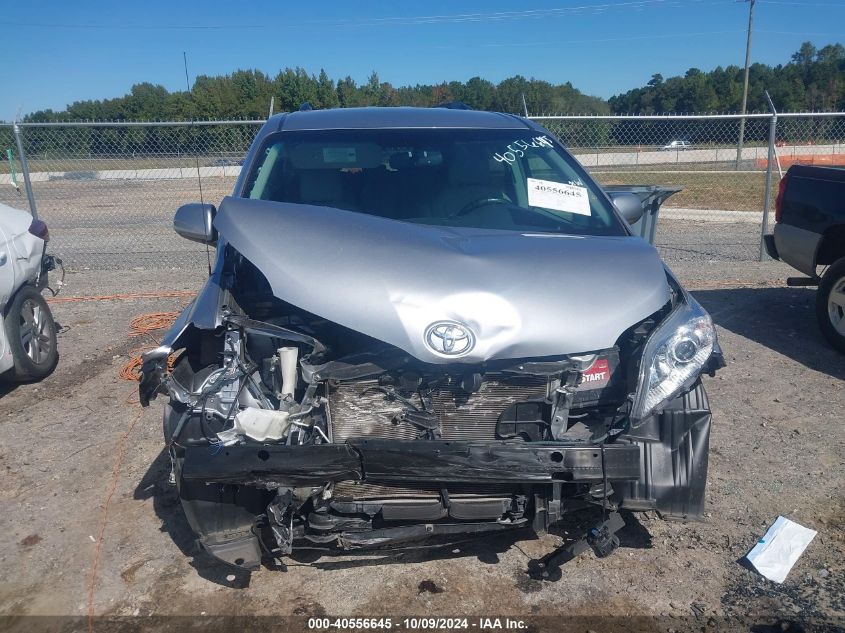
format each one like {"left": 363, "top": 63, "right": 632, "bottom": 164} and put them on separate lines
{"left": 0, "top": 258, "right": 843, "bottom": 633}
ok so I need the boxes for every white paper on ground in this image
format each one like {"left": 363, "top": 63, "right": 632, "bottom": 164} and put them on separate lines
{"left": 526, "top": 178, "right": 591, "bottom": 216}
{"left": 745, "top": 516, "right": 817, "bottom": 583}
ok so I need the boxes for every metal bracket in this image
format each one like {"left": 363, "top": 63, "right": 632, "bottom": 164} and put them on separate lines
{"left": 550, "top": 370, "right": 581, "bottom": 439}
{"left": 527, "top": 511, "right": 625, "bottom": 581}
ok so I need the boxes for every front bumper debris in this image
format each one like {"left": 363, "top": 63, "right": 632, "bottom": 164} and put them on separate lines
{"left": 528, "top": 511, "right": 626, "bottom": 581}
{"left": 180, "top": 439, "right": 642, "bottom": 487}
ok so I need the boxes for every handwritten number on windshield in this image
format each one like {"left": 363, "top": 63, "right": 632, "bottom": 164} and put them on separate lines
{"left": 493, "top": 136, "right": 554, "bottom": 164}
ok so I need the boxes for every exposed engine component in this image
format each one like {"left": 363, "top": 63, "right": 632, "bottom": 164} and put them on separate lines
{"left": 328, "top": 374, "right": 550, "bottom": 442}
{"left": 138, "top": 107, "right": 726, "bottom": 573}
{"left": 163, "top": 317, "right": 329, "bottom": 447}
{"left": 163, "top": 309, "right": 636, "bottom": 470}
{"left": 233, "top": 407, "right": 291, "bottom": 442}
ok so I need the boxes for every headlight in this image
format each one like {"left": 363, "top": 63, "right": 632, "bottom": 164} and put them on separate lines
{"left": 630, "top": 293, "right": 715, "bottom": 422}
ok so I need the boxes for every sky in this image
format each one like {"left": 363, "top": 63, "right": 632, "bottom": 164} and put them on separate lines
{"left": 1, "top": 0, "right": 844, "bottom": 120}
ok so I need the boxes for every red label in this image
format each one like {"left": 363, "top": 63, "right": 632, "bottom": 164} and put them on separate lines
{"left": 579, "top": 359, "right": 611, "bottom": 390}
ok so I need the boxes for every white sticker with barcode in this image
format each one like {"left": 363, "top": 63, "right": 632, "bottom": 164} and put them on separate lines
{"left": 527, "top": 178, "right": 591, "bottom": 216}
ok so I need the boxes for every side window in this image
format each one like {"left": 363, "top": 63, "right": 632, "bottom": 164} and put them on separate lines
{"left": 246, "top": 143, "right": 284, "bottom": 200}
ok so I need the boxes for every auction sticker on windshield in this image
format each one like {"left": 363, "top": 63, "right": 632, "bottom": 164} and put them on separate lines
{"left": 527, "top": 178, "right": 591, "bottom": 216}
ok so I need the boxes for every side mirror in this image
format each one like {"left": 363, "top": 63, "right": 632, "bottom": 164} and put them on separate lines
{"left": 607, "top": 192, "right": 645, "bottom": 225}
{"left": 174, "top": 203, "right": 217, "bottom": 244}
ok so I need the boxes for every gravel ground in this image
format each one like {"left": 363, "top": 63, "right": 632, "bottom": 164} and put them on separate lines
{"left": 0, "top": 247, "right": 843, "bottom": 633}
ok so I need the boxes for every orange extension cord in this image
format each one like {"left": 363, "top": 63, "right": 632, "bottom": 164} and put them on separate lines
{"left": 86, "top": 397, "right": 144, "bottom": 633}
{"left": 48, "top": 290, "right": 195, "bottom": 305}
{"left": 45, "top": 290, "right": 187, "bottom": 380}
{"left": 118, "top": 312, "right": 181, "bottom": 381}
{"left": 86, "top": 302, "right": 184, "bottom": 631}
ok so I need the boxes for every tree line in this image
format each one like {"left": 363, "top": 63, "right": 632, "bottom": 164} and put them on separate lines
{"left": 610, "top": 42, "right": 844, "bottom": 114}
{"left": 21, "top": 41, "right": 844, "bottom": 124}
{"left": 24, "top": 71, "right": 608, "bottom": 122}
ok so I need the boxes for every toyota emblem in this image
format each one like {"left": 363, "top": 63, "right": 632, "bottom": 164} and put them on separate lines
{"left": 424, "top": 321, "right": 475, "bottom": 356}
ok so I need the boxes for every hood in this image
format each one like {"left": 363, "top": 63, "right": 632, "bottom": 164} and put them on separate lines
{"left": 214, "top": 197, "right": 670, "bottom": 364}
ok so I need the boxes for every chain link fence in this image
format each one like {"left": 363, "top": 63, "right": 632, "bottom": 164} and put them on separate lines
{"left": 0, "top": 121, "right": 264, "bottom": 271}
{"left": 1, "top": 113, "right": 844, "bottom": 278}
{"left": 536, "top": 113, "right": 845, "bottom": 264}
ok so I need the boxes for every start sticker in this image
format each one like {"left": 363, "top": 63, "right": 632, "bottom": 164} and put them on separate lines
{"left": 578, "top": 358, "right": 611, "bottom": 390}
{"left": 527, "top": 178, "right": 591, "bottom": 217}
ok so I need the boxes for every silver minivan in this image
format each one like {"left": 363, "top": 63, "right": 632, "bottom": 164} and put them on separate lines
{"left": 141, "top": 106, "right": 723, "bottom": 573}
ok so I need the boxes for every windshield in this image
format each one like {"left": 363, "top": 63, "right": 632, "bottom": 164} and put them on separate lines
{"left": 242, "top": 128, "right": 627, "bottom": 237}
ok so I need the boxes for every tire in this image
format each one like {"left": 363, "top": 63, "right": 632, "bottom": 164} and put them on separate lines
{"left": 816, "top": 257, "right": 845, "bottom": 354}
{"left": 2, "top": 285, "right": 59, "bottom": 381}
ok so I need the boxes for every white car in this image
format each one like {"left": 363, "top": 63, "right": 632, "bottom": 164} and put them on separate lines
{"left": 660, "top": 140, "right": 692, "bottom": 151}
{"left": 0, "top": 203, "right": 59, "bottom": 381}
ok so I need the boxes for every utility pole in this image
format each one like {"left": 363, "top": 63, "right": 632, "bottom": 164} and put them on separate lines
{"left": 736, "top": 0, "right": 755, "bottom": 168}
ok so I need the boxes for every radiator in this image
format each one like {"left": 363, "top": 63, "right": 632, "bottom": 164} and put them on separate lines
{"left": 328, "top": 373, "right": 549, "bottom": 442}
{"left": 327, "top": 374, "right": 548, "bottom": 500}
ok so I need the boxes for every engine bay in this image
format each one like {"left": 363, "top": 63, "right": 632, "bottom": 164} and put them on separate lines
{"left": 137, "top": 246, "right": 714, "bottom": 571}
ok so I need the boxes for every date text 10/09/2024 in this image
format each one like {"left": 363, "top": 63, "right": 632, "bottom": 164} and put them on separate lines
{"left": 307, "top": 617, "right": 529, "bottom": 630}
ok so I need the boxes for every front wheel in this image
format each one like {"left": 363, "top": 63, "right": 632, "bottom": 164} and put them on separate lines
{"left": 3, "top": 285, "right": 59, "bottom": 381}
{"left": 816, "top": 257, "right": 845, "bottom": 354}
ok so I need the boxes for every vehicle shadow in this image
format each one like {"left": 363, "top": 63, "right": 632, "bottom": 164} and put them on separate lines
{"left": 286, "top": 528, "right": 538, "bottom": 571}
{"left": 135, "top": 447, "right": 653, "bottom": 582}
{"left": 0, "top": 369, "right": 53, "bottom": 399}
{"left": 692, "top": 286, "right": 845, "bottom": 379}
{"left": 133, "top": 449, "right": 252, "bottom": 588}
{"left": 287, "top": 507, "right": 651, "bottom": 576}
{"left": 0, "top": 382, "right": 17, "bottom": 398}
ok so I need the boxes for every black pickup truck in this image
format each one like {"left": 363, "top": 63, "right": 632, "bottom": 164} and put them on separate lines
{"left": 764, "top": 164, "right": 845, "bottom": 352}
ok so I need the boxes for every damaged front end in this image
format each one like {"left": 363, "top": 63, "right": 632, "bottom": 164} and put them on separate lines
{"left": 140, "top": 238, "right": 722, "bottom": 572}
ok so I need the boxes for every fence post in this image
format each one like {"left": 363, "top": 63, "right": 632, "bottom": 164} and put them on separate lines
{"left": 12, "top": 123, "right": 38, "bottom": 219}
{"left": 758, "top": 97, "right": 778, "bottom": 261}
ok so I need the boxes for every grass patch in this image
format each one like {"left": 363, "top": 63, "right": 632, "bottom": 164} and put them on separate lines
{"left": 594, "top": 170, "right": 778, "bottom": 212}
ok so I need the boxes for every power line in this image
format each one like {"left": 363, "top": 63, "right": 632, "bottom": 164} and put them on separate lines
{"left": 758, "top": 1, "right": 845, "bottom": 6}
{"left": 757, "top": 29, "right": 845, "bottom": 35}
{"left": 0, "top": 0, "right": 724, "bottom": 31}
{"left": 450, "top": 29, "right": 745, "bottom": 49}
